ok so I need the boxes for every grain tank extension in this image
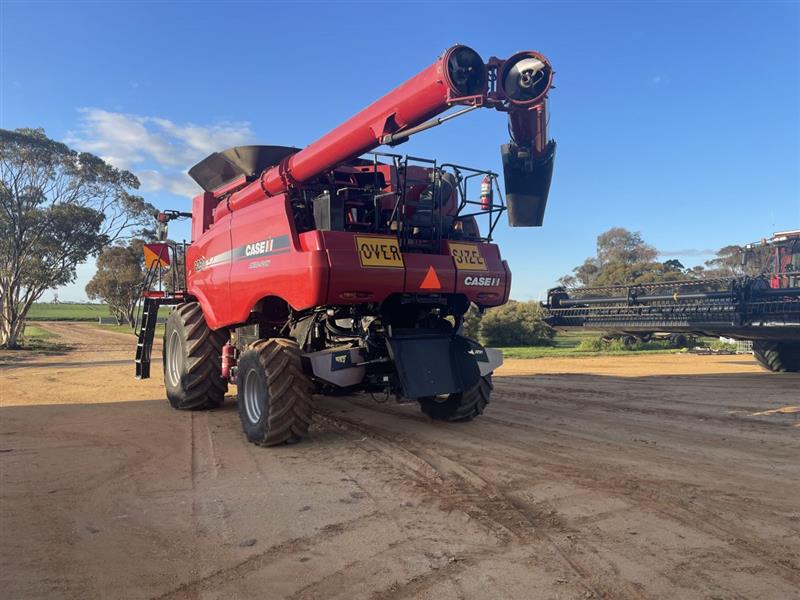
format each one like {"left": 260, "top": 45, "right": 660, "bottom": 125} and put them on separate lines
{"left": 135, "top": 45, "right": 557, "bottom": 446}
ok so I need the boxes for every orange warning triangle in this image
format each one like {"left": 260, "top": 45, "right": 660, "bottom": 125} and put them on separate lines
{"left": 419, "top": 266, "right": 441, "bottom": 290}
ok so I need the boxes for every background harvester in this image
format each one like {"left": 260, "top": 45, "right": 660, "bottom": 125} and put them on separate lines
{"left": 135, "top": 45, "right": 557, "bottom": 446}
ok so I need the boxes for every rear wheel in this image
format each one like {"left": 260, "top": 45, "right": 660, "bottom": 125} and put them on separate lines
{"left": 753, "top": 340, "right": 800, "bottom": 372}
{"left": 237, "top": 338, "right": 314, "bottom": 446}
{"left": 419, "top": 375, "right": 492, "bottom": 422}
{"left": 163, "top": 303, "right": 229, "bottom": 410}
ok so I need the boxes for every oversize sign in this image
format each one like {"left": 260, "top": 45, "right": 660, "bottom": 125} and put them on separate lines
{"left": 355, "top": 236, "right": 404, "bottom": 268}
{"left": 449, "top": 243, "right": 487, "bottom": 271}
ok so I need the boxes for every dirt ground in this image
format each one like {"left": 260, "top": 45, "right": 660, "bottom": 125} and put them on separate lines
{"left": 1, "top": 323, "right": 798, "bottom": 600}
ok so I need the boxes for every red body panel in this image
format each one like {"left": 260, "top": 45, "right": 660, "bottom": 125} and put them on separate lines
{"left": 186, "top": 197, "right": 509, "bottom": 330}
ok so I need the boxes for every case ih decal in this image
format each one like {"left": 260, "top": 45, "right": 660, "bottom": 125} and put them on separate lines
{"left": 193, "top": 235, "right": 290, "bottom": 272}
{"left": 464, "top": 276, "right": 502, "bottom": 287}
{"left": 236, "top": 235, "right": 290, "bottom": 260}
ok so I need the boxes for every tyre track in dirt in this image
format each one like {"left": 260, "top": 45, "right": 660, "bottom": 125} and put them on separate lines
{"left": 316, "top": 408, "right": 649, "bottom": 600}
{"left": 316, "top": 375, "right": 800, "bottom": 598}
{"left": 3, "top": 324, "right": 799, "bottom": 599}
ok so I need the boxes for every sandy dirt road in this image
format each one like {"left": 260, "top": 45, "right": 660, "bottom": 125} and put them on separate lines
{"left": 1, "top": 322, "right": 798, "bottom": 599}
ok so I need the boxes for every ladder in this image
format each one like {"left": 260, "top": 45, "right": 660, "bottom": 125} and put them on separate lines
{"left": 135, "top": 296, "right": 162, "bottom": 379}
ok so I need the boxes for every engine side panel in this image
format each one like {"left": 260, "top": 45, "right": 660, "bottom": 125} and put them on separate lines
{"left": 186, "top": 202, "right": 232, "bottom": 328}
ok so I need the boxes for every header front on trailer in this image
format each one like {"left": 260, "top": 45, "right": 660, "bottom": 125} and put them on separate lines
{"left": 543, "top": 230, "right": 800, "bottom": 371}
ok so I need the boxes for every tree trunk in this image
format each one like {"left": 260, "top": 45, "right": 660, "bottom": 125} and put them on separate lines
{"left": 0, "top": 296, "right": 24, "bottom": 349}
{"left": 1, "top": 285, "right": 46, "bottom": 349}
{"left": 125, "top": 304, "right": 137, "bottom": 329}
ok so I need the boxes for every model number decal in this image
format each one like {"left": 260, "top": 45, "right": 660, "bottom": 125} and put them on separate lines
{"left": 464, "top": 276, "right": 501, "bottom": 287}
{"left": 193, "top": 235, "right": 290, "bottom": 272}
{"left": 449, "top": 243, "right": 487, "bottom": 271}
{"left": 355, "top": 236, "right": 404, "bottom": 268}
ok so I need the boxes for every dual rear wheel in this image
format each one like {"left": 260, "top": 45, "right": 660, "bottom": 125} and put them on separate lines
{"left": 236, "top": 339, "right": 314, "bottom": 446}
{"left": 163, "top": 303, "right": 313, "bottom": 446}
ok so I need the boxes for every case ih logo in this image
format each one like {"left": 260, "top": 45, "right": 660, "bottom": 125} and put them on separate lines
{"left": 194, "top": 235, "right": 290, "bottom": 272}
{"left": 235, "top": 235, "right": 290, "bottom": 260}
{"left": 464, "top": 276, "right": 501, "bottom": 287}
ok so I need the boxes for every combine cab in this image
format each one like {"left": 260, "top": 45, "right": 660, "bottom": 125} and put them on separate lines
{"left": 544, "top": 230, "right": 800, "bottom": 372}
{"left": 135, "top": 45, "right": 558, "bottom": 445}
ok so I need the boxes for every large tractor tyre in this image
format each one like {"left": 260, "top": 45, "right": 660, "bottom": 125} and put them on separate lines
{"left": 419, "top": 375, "right": 492, "bottom": 423}
{"left": 237, "top": 338, "right": 314, "bottom": 446}
{"left": 163, "top": 303, "right": 229, "bottom": 410}
{"left": 753, "top": 340, "right": 800, "bottom": 373}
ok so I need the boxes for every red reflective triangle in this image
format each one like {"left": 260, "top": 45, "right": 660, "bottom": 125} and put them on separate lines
{"left": 419, "top": 266, "right": 441, "bottom": 290}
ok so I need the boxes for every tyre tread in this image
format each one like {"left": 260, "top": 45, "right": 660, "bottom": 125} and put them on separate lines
{"left": 164, "top": 302, "right": 228, "bottom": 410}
{"left": 241, "top": 338, "right": 314, "bottom": 446}
{"left": 419, "top": 376, "right": 493, "bottom": 422}
{"left": 753, "top": 340, "right": 800, "bottom": 372}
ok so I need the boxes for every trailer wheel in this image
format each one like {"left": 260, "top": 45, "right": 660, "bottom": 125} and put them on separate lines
{"left": 163, "top": 302, "right": 229, "bottom": 410}
{"left": 670, "top": 333, "right": 689, "bottom": 348}
{"left": 237, "top": 338, "right": 314, "bottom": 446}
{"left": 419, "top": 375, "right": 492, "bottom": 422}
{"left": 753, "top": 341, "right": 800, "bottom": 372}
{"left": 622, "top": 335, "right": 638, "bottom": 348}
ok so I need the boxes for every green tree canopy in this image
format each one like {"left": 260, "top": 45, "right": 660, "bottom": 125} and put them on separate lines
{"left": 702, "top": 244, "right": 772, "bottom": 278}
{"left": 0, "top": 128, "right": 154, "bottom": 347}
{"left": 86, "top": 240, "right": 146, "bottom": 327}
{"left": 479, "top": 301, "right": 555, "bottom": 347}
{"left": 559, "top": 227, "right": 690, "bottom": 288}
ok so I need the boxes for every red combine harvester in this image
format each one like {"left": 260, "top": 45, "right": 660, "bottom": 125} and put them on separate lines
{"left": 136, "top": 45, "right": 556, "bottom": 446}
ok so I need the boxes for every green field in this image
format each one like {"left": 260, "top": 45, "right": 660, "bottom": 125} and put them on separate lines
{"left": 499, "top": 330, "right": 683, "bottom": 359}
{"left": 28, "top": 303, "right": 172, "bottom": 322}
{"left": 22, "top": 324, "right": 55, "bottom": 340}
{"left": 0, "top": 324, "right": 70, "bottom": 361}
{"left": 97, "top": 323, "right": 165, "bottom": 336}
{"left": 24, "top": 305, "right": 688, "bottom": 359}
{"left": 500, "top": 345, "right": 682, "bottom": 359}
{"left": 27, "top": 303, "right": 114, "bottom": 321}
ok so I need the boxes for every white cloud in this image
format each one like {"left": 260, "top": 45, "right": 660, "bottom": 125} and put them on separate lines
{"left": 137, "top": 170, "right": 201, "bottom": 198}
{"left": 658, "top": 248, "right": 716, "bottom": 257}
{"left": 65, "top": 108, "right": 255, "bottom": 197}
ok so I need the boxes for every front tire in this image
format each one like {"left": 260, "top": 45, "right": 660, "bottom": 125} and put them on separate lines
{"left": 753, "top": 340, "right": 800, "bottom": 372}
{"left": 419, "top": 375, "right": 492, "bottom": 422}
{"left": 163, "top": 302, "right": 229, "bottom": 410}
{"left": 237, "top": 338, "right": 314, "bottom": 446}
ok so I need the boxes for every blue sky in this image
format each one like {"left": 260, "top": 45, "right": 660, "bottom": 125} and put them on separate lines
{"left": 2, "top": 1, "right": 798, "bottom": 302}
